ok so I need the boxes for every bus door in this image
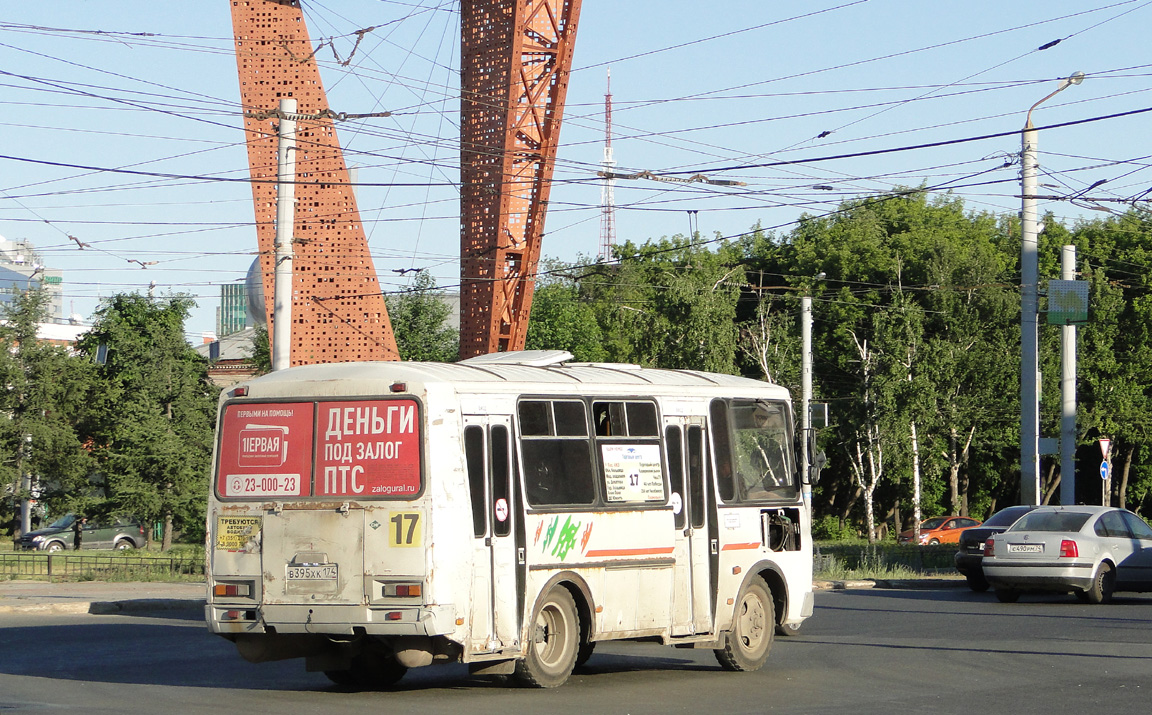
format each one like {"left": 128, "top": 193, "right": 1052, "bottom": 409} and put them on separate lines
{"left": 665, "top": 418, "right": 714, "bottom": 636}
{"left": 463, "top": 416, "right": 521, "bottom": 654}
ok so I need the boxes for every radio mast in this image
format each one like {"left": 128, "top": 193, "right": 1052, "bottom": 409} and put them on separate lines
{"left": 598, "top": 69, "right": 616, "bottom": 262}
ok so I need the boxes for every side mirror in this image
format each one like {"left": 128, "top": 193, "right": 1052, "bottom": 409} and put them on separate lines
{"left": 808, "top": 450, "right": 827, "bottom": 485}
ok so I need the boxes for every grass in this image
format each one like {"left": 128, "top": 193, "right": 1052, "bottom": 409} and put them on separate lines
{"left": 814, "top": 541, "right": 961, "bottom": 581}
{"left": 0, "top": 540, "right": 206, "bottom": 582}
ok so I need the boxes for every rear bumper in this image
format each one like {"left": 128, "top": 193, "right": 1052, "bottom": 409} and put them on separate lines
{"left": 954, "top": 552, "right": 983, "bottom": 576}
{"left": 206, "top": 602, "right": 457, "bottom": 637}
{"left": 983, "top": 561, "right": 1095, "bottom": 592}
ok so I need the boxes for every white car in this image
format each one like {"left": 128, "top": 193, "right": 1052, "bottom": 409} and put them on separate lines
{"left": 983, "top": 505, "right": 1152, "bottom": 603}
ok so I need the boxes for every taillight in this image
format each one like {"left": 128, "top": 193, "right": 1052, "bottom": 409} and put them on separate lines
{"left": 984, "top": 538, "right": 995, "bottom": 557}
{"left": 1059, "top": 539, "right": 1078, "bottom": 558}
{"left": 383, "top": 582, "right": 422, "bottom": 598}
{"left": 214, "top": 582, "right": 253, "bottom": 597}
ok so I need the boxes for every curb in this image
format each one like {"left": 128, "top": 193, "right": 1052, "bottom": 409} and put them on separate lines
{"left": 0, "top": 598, "right": 204, "bottom": 616}
{"left": 814, "top": 578, "right": 962, "bottom": 591}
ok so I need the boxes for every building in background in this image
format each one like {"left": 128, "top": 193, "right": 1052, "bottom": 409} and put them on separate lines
{"left": 216, "top": 283, "right": 250, "bottom": 337}
{"left": 0, "top": 236, "right": 64, "bottom": 323}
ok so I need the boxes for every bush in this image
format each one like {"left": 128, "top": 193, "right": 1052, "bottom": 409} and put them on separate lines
{"left": 812, "top": 515, "right": 858, "bottom": 541}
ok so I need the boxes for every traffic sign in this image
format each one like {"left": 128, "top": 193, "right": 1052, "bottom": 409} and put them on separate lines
{"left": 1100, "top": 460, "right": 1110, "bottom": 481}
{"left": 1099, "top": 438, "right": 1111, "bottom": 459}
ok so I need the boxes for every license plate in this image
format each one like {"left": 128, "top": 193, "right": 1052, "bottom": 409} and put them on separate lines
{"left": 1007, "top": 543, "right": 1043, "bottom": 553}
{"left": 286, "top": 564, "right": 338, "bottom": 580}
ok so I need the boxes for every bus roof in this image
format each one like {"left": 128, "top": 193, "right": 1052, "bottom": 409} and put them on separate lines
{"left": 229, "top": 353, "right": 790, "bottom": 402}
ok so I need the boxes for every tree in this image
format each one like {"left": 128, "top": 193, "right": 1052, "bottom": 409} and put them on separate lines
{"left": 76, "top": 294, "right": 216, "bottom": 550}
{"left": 249, "top": 323, "right": 271, "bottom": 375}
{"left": 525, "top": 267, "right": 608, "bottom": 361}
{"left": 583, "top": 237, "right": 743, "bottom": 373}
{"left": 384, "top": 271, "right": 458, "bottom": 362}
{"left": 0, "top": 287, "right": 96, "bottom": 530}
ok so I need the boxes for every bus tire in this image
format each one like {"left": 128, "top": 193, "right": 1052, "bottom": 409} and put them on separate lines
{"left": 575, "top": 640, "right": 595, "bottom": 668}
{"left": 715, "top": 576, "right": 774, "bottom": 672}
{"left": 514, "top": 587, "right": 580, "bottom": 688}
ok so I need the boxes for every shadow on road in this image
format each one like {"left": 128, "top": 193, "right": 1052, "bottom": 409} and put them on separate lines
{"left": 0, "top": 613, "right": 718, "bottom": 692}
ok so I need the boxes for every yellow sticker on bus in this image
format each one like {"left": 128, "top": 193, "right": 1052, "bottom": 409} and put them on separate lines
{"left": 388, "top": 512, "right": 421, "bottom": 547}
{"left": 216, "top": 516, "right": 262, "bottom": 551}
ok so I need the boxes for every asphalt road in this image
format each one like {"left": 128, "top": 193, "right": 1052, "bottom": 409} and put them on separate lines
{"left": 1, "top": 588, "right": 1150, "bottom": 714}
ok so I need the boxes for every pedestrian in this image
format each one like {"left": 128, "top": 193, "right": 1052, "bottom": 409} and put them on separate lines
{"left": 72, "top": 516, "right": 86, "bottom": 550}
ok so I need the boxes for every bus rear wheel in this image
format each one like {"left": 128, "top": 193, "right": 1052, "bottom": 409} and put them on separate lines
{"left": 715, "top": 576, "right": 774, "bottom": 672}
{"left": 514, "top": 587, "right": 579, "bottom": 688}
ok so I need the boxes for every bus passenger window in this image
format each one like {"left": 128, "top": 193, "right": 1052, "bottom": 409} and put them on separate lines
{"left": 593, "top": 402, "right": 623, "bottom": 436}
{"left": 519, "top": 401, "right": 550, "bottom": 436}
{"left": 553, "top": 401, "right": 587, "bottom": 436}
{"left": 490, "top": 425, "right": 512, "bottom": 537}
{"left": 464, "top": 426, "right": 487, "bottom": 537}
{"left": 665, "top": 427, "right": 686, "bottom": 530}
{"left": 519, "top": 400, "right": 596, "bottom": 507}
{"left": 710, "top": 400, "right": 737, "bottom": 502}
{"left": 626, "top": 402, "right": 658, "bottom": 436}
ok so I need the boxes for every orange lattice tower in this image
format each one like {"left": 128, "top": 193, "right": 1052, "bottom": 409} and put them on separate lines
{"left": 230, "top": 0, "right": 399, "bottom": 364}
{"left": 459, "top": 0, "right": 583, "bottom": 358}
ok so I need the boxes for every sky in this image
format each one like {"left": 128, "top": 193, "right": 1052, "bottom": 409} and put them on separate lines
{"left": 1, "top": 1, "right": 1150, "bottom": 341}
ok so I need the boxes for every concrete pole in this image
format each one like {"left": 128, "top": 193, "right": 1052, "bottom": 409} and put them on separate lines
{"left": 1020, "top": 123, "right": 1041, "bottom": 505}
{"left": 272, "top": 98, "right": 298, "bottom": 371}
{"left": 801, "top": 296, "right": 813, "bottom": 500}
{"left": 1060, "top": 245, "right": 1077, "bottom": 505}
{"left": 1019, "top": 72, "right": 1083, "bottom": 506}
{"left": 19, "top": 434, "right": 31, "bottom": 534}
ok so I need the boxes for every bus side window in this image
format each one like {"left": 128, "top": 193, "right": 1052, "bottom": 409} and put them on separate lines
{"left": 519, "top": 400, "right": 596, "bottom": 507}
{"left": 464, "top": 425, "right": 487, "bottom": 538}
{"left": 709, "top": 400, "right": 737, "bottom": 502}
{"left": 665, "top": 426, "right": 686, "bottom": 530}
{"left": 687, "top": 425, "right": 706, "bottom": 529}
{"left": 491, "top": 425, "right": 512, "bottom": 537}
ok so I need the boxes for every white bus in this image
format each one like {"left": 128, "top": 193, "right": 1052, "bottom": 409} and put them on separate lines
{"left": 205, "top": 350, "right": 814, "bottom": 688}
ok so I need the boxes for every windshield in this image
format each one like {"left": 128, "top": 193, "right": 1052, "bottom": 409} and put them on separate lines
{"left": 921, "top": 517, "right": 948, "bottom": 530}
{"left": 47, "top": 514, "right": 76, "bottom": 529}
{"left": 984, "top": 506, "right": 1033, "bottom": 528}
{"left": 1008, "top": 511, "right": 1091, "bottom": 533}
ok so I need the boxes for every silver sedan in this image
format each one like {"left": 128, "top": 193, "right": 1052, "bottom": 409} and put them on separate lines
{"left": 983, "top": 505, "right": 1152, "bottom": 603}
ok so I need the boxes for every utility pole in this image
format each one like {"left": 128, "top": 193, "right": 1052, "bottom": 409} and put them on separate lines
{"left": 272, "top": 98, "right": 297, "bottom": 372}
{"left": 1019, "top": 72, "right": 1083, "bottom": 505}
{"left": 1060, "top": 244, "right": 1077, "bottom": 505}
{"left": 801, "top": 295, "right": 812, "bottom": 506}
{"left": 19, "top": 434, "right": 31, "bottom": 535}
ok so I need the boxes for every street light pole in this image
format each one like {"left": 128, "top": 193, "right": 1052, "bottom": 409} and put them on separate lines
{"left": 272, "top": 98, "right": 298, "bottom": 372}
{"left": 1020, "top": 72, "right": 1083, "bottom": 505}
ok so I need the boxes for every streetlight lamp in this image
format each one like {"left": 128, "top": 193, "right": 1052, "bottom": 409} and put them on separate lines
{"left": 1020, "top": 71, "right": 1083, "bottom": 505}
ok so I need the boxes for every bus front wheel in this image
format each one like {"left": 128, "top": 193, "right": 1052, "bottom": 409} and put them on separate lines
{"left": 715, "top": 576, "right": 774, "bottom": 672}
{"left": 515, "top": 586, "right": 580, "bottom": 688}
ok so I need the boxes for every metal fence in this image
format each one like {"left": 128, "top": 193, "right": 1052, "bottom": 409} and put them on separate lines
{"left": 814, "top": 543, "right": 957, "bottom": 574}
{"left": 0, "top": 552, "right": 204, "bottom": 581}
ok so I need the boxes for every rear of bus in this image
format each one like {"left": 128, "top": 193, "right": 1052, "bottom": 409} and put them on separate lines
{"left": 204, "top": 372, "right": 460, "bottom": 681}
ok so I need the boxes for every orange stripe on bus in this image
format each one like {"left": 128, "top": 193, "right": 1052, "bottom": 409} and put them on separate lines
{"left": 583, "top": 546, "right": 676, "bottom": 558}
{"left": 721, "top": 542, "right": 762, "bottom": 551}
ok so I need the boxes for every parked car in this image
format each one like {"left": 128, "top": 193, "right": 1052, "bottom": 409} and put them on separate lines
{"left": 15, "top": 514, "right": 147, "bottom": 552}
{"left": 955, "top": 505, "right": 1040, "bottom": 592}
{"left": 983, "top": 505, "right": 1152, "bottom": 604}
{"left": 897, "top": 516, "right": 982, "bottom": 545}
